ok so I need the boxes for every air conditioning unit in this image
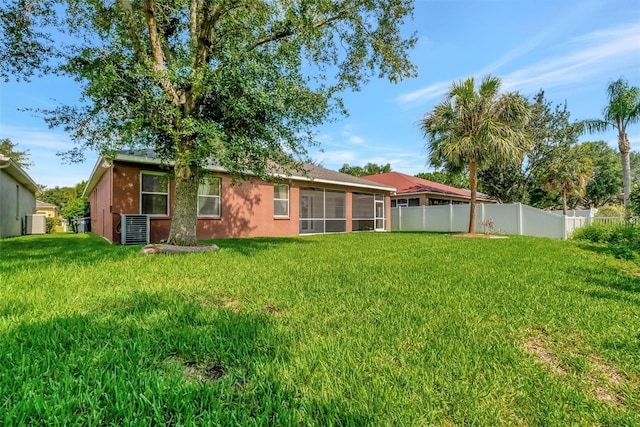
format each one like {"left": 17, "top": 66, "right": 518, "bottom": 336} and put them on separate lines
{"left": 120, "top": 214, "right": 149, "bottom": 245}
{"left": 26, "top": 214, "right": 46, "bottom": 235}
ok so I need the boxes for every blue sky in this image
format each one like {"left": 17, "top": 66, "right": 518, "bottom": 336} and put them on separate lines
{"left": 1, "top": 0, "right": 639, "bottom": 188}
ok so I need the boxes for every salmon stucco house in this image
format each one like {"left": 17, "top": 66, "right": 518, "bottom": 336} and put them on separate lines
{"left": 83, "top": 151, "right": 395, "bottom": 244}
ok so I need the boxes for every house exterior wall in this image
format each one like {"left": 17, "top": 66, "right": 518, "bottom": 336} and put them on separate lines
{"left": 0, "top": 169, "right": 36, "bottom": 238}
{"left": 89, "top": 160, "right": 391, "bottom": 243}
{"left": 88, "top": 166, "right": 115, "bottom": 242}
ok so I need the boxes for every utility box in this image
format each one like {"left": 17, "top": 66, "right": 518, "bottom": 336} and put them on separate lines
{"left": 25, "top": 214, "right": 46, "bottom": 235}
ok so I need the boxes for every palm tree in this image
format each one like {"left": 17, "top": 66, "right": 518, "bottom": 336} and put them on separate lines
{"left": 539, "top": 145, "right": 594, "bottom": 215}
{"left": 582, "top": 78, "right": 640, "bottom": 207}
{"left": 420, "top": 75, "right": 530, "bottom": 234}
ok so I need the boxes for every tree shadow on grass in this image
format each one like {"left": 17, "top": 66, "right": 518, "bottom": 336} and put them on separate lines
{"left": 202, "top": 236, "right": 314, "bottom": 257}
{"left": 0, "top": 232, "right": 137, "bottom": 274}
{"left": 0, "top": 289, "right": 301, "bottom": 425}
{"left": 560, "top": 264, "right": 640, "bottom": 308}
{"left": 0, "top": 288, "right": 370, "bottom": 425}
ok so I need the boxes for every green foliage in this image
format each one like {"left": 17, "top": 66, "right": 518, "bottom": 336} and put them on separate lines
{"left": 1, "top": 233, "right": 639, "bottom": 425}
{"left": 421, "top": 75, "right": 530, "bottom": 232}
{"left": 339, "top": 162, "right": 392, "bottom": 177}
{"left": 582, "top": 141, "right": 622, "bottom": 207}
{"left": 415, "top": 170, "right": 469, "bottom": 189}
{"left": 628, "top": 184, "right": 640, "bottom": 216}
{"left": 582, "top": 78, "right": 640, "bottom": 205}
{"left": 60, "top": 198, "right": 89, "bottom": 220}
{"left": 0, "top": 138, "right": 33, "bottom": 168}
{"left": 573, "top": 223, "right": 640, "bottom": 260}
{"left": 572, "top": 223, "right": 617, "bottom": 243}
{"left": 44, "top": 216, "right": 60, "bottom": 234}
{"left": 39, "top": 186, "right": 79, "bottom": 211}
{"left": 538, "top": 144, "right": 594, "bottom": 214}
{"left": 596, "top": 204, "right": 624, "bottom": 217}
{"left": 1, "top": 0, "right": 417, "bottom": 245}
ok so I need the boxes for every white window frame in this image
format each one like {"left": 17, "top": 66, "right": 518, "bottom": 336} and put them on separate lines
{"left": 198, "top": 176, "right": 222, "bottom": 218}
{"left": 140, "top": 171, "right": 169, "bottom": 216}
{"left": 273, "top": 183, "right": 290, "bottom": 217}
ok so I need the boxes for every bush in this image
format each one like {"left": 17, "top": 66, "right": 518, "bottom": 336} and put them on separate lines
{"left": 595, "top": 204, "right": 624, "bottom": 217}
{"left": 45, "top": 217, "right": 60, "bottom": 234}
{"left": 573, "top": 223, "right": 640, "bottom": 260}
{"left": 572, "top": 224, "right": 616, "bottom": 243}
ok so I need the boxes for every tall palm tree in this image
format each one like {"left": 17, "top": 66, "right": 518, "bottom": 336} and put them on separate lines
{"left": 420, "top": 75, "right": 530, "bottom": 234}
{"left": 540, "top": 145, "right": 594, "bottom": 215}
{"left": 583, "top": 78, "right": 640, "bottom": 207}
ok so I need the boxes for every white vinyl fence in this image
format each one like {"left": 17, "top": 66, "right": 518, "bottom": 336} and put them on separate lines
{"left": 391, "top": 203, "right": 591, "bottom": 239}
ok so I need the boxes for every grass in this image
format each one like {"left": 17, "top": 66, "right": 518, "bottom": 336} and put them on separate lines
{"left": 1, "top": 232, "right": 639, "bottom": 426}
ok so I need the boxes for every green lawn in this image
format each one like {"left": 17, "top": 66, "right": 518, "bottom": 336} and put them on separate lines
{"left": 1, "top": 232, "right": 638, "bottom": 426}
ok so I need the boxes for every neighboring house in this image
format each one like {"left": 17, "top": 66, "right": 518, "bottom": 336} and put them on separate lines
{"left": 361, "top": 171, "right": 495, "bottom": 207}
{"left": 0, "top": 155, "right": 38, "bottom": 238}
{"left": 36, "top": 200, "right": 59, "bottom": 218}
{"left": 83, "top": 151, "right": 395, "bottom": 243}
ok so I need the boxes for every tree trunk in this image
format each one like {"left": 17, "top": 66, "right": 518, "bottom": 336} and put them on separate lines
{"left": 619, "top": 132, "right": 631, "bottom": 208}
{"left": 468, "top": 161, "right": 478, "bottom": 234}
{"left": 562, "top": 190, "right": 567, "bottom": 215}
{"left": 167, "top": 150, "right": 199, "bottom": 246}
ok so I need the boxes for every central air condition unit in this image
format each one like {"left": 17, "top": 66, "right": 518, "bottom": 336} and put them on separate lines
{"left": 120, "top": 214, "right": 150, "bottom": 245}
{"left": 25, "top": 214, "right": 47, "bottom": 235}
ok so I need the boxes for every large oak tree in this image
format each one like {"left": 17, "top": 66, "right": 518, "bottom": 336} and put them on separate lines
{"left": 1, "top": 0, "right": 417, "bottom": 245}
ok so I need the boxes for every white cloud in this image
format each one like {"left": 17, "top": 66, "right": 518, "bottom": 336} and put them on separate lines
{"left": 396, "top": 21, "right": 640, "bottom": 108}
{"left": 1, "top": 125, "right": 74, "bottom": 151}
{"left": 396, "top": 81, "right": 450, "bottom": 109}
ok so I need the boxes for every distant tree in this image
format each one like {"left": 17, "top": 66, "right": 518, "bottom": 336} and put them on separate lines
{"left": 339, "top": 162, "right": 391, "bottom": 177}
{"left": 420, "top": 75, "right": 530, "bottom": 234}
{"left": 415, "top": 171, "right": 469, "bottom": 189}
{"left": 582, "top": 78, "right": 640, "bottom": 206}
{"left": 1, "top": 0, "right": 417, "bottom": 246}
{"left": 630, "top": 151, "right": 640, "bottom": 185}
{"left": 0, "top": 138, "right": 33, "bottom": 168}
{"left": 539, "top": 145, "right": 594, "bottom": 215}
{"left": 61, "top": 198, "right": 89, "bottom": 221}
{"left": 478, "top": 90, "right": 581, "bottom": 205}
{"left": 581, "top": 141, "right": 622, "bottom": 207}
{"left": 39, "top": 182, "right": 87, "bottom": 212}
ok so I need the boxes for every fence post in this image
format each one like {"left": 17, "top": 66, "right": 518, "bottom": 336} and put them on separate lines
{"left": 398, "top": 206, "right": 402, "bottom": 231}
{"left": 422, "top": 205, "right": 426, "bottom": 231}
{"left": 449, "top": 203, "right": 453, "bottom": 232}
{"left": 561, "top": 215, "right": 567, "bottom": 240}
{"left": 517, "top": 203, "right": 523, "bottom": 236}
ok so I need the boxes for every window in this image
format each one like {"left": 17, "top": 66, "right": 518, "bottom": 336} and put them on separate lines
{"left": 274, "top": 184, "right": 289, "bottom": 217}
{"left": 396, "top": 198, "right": 408, "bottom": 207}
{"left": 198, "top": 176, "right": 221, "bottom": 217}
{"left": 141, "top": 172, "right": 169, "bottom": 215}
{"left": 409, "top": 198, "right": 420, "bottom": 207}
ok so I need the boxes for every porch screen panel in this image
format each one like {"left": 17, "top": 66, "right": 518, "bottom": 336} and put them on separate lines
{"left": 299, "top": 188, "right": 324, "bottom": 234}
{"left": 352, "top": 192, "right": 375, "bottom": 231}
{"left": 325, "top": 190, "right": 346, "bottom": 232}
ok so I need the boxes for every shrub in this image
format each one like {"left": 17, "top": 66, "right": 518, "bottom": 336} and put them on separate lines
{"left": 45, "top": 217, "right": 60, "bottom": 234}
{"left": 573, "top": 223, "right": 640, "bottom": 260}
{"left": 572, "top": 224, "right": 616, "bottom": 243}
{"left": 595, "top": 204, "right": 624, "bottom": 217}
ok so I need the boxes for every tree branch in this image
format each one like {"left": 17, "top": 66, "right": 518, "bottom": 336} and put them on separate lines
{"left": 118, "top": 0, "right": 146, "bottom": 63}
{"left": 246, "top": 12, "right": 350, "bottom": 53}
{"left": 141, "top": 0, "right": 180, "bottom": 105}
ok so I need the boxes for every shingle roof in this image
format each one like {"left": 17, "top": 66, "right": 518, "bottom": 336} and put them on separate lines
{"left": 84, "top": 150, "right": 395, "bottom": 196}
{"left": 361, "top": 171, "right": 491, "bottom": 200}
